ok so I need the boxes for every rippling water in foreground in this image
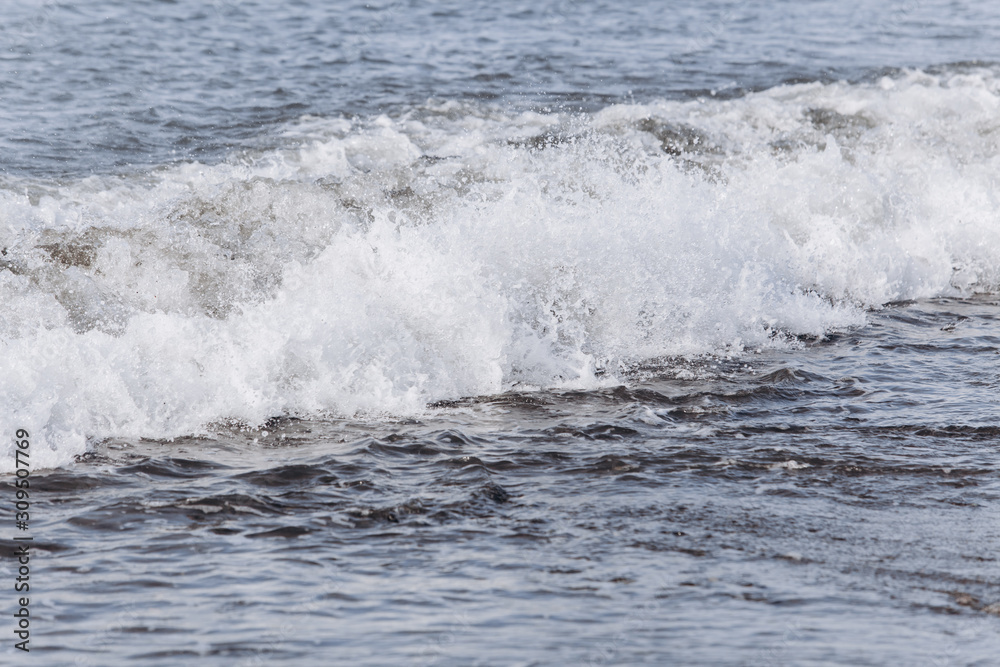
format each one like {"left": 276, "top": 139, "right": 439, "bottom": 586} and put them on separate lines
{"left": 2, "top": 0, "right": 1000, "bottom": 664}
{"left": 11, "top": 298, "right": 1000, "bottom": 665}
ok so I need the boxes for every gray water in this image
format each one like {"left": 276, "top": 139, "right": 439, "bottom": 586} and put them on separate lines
{"left": 2, "top": 1, "right": 1000, "bottom": 665}
{"left": 4, "top": 0, "right": 1000, "bottom": 176}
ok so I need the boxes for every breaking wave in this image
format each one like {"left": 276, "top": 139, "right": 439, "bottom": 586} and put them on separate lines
{"left": 3, "top": 66, "right": 999, "bottom": 468}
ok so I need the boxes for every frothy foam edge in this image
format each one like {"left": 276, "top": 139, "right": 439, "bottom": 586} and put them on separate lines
{"left": 2, "top": 67, "right": 998, "bottom": 469}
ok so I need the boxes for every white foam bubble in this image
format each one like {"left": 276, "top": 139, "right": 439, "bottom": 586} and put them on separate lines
{"left": 2, "top": 67, "right": 999, "bottom": 469}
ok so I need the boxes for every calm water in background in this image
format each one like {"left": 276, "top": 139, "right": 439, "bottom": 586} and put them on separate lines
{"left": 2, "top": 1, "right": 1000, "bottom": 665}
{"left": 4, "top": 0, "right": 1000, "bottom": 177}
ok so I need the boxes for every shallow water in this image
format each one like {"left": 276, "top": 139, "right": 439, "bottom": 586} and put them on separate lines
{"left": 12, "top": 296, "right": 999, "bottom": 665}
{"left": 2, "top": 1, "right": 1000, "bottom": 665}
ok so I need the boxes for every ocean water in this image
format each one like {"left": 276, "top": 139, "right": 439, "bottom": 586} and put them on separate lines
{"left": 2, "top": 1, "right": 1000, "bottom": 664}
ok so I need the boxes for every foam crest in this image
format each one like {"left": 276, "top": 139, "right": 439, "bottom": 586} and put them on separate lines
{"left": 2, "top": 67, "right": 998, "bottom": 469}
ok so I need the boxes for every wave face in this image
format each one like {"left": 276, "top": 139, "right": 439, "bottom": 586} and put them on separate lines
{"left": 2, "top": 67, "right": 1000, "bottom": 468}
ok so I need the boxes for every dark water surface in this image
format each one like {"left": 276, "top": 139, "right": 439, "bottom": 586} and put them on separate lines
{"left": 3, "top": 1, "right": 1000, "bottom": 665}
{"left": 17, "top": 297, "right": 1000, "bottom": 665}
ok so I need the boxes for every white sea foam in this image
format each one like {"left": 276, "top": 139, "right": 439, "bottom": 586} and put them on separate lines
{"left": 2, "top": 67, "right": 999, "bottom": 469}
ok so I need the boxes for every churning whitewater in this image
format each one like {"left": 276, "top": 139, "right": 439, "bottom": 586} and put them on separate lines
{"left": 2, "top": 66, "right": 1000, "bottom": 469}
